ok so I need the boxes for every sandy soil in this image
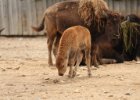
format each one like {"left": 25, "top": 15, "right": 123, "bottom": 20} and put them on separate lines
{"left": 0, "top": 37, "right": 140, "bottom": 100}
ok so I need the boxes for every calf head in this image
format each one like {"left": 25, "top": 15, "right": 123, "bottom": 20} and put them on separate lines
{"left": 56, "top": 56, "right": 67, "bottom": 76}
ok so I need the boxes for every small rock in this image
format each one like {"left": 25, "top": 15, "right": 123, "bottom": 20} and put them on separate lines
{"left": 44, "top": 78, "right": 50, "bottom": 80}
{"left": 43, "top": 73, "right": 48, "bottom": 75}
{"left": 6, "top": 84, "right": 15, "bottom": 86}
{"left": 1, "top": 68, "right": 6, "bottom": 72}
{"left": 14, "top": 67, "right": 20, "bottom": 70}
{"left": 104, "top": 91, "right": 109, "bottom": 94}
{"left": 6, "top": 67, "right": 12, "bottom": 69}
{"left": 20, "top": 75, "right": 26, "bottom": 77}
{"left": 17, "top": 95, "right": 22, "bottom": 97}
{"left": 125, "top": 93, "right": 131, "bottom": 96}
{"left": 41, "top": 84, "right": 45, "bottom": 86}
{"left": 20, "top": 62, "right": 25, "bottom": 65}
{"left": 59, "top": 92, "right": 63, "bottom": 94}
{"left": 53, "top": 79, "right": 59, "bottom": 83}
{"left": 118, "top": 77, "right": 124, "bottom": 81}
{"left": 31, "top": 92, "right": 35, "bottom": 94}
{"left": 108, "top": 95, "right": 113, "bottom": 97}
{"left": 25, "top": 87, "right": 28, "bottom": 90}
{"left": 91, "top": 95, "right": 94, "bottom": 97}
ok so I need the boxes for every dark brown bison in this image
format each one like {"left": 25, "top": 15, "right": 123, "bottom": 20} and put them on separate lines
{"left": 120, "top": 14, "right": 140, "bottom": 61}
{"left": 56, "top": 25, "right": 91, "bottom": 78}
{"left": 91, "top": 31, "right": 123, "bottom": 67}
{"left": 32, "top": 0, "right": 122, "bottom": 66}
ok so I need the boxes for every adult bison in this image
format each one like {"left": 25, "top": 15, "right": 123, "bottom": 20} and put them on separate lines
{"left": 32, "top": 0, "right": 122, "bottom": 66}
{"left": 120, "top": 14, "right": 140, "bottom": 62}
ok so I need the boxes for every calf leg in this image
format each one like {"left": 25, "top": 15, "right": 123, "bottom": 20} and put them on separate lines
{"left": 68, "top": 58, "right": 76, "bottom": 78}
{"left": 72, "top": 51, "right": 83, "bottom": 78}
{"left": 91, "top": 45, "right": 99, "bottom": 67}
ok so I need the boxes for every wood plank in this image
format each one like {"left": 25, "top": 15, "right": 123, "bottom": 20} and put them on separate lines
{"left": 131, "top": 0, "right": 137, "bottom": 15}
{"left": 113, "top": 0, "right": 120, "bottom": 12}
{"left": 1, "top": 0, "right": 9, "bottom": 35}
{"left": 137, "top": 0, "right": 140, "bottom": 16}
{"left": 35, "top": 0, "right": 45, "bottom": 35}
{"left": 119, "top": 0, "right": 126, "bottom": 15}
{"left": 17, "top": 0, "right": 22, "bottom": 36}
{"left": 31, "top": 0, "right": 38, "bottom": 35}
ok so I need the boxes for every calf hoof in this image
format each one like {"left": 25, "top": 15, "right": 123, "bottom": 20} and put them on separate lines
{"left": 88, "top": 73, "right": 92, "bottom": 78}
{"left": 68, "top": 74, "right": 73, "bottom": 78}
{"left": 68, "top": 73, "right": 73, "bottom": 78}
{"left": 72, "top": 70, "right": 76, "bottom": 78}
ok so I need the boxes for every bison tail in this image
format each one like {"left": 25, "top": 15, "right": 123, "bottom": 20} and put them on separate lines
{"left": 31, "top": 17, "right": 45, "bottom": 32}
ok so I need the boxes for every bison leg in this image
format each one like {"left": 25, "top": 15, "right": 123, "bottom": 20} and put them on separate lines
{"left": 47, "top": 37, "right": 55, "bottom": 66}
{"left": 53, "top": 33, "right": 61, "bottom": 58}
{"left": 91, "top": 45, "right": 99, "bottom": 68}
{"left": 136, "top": 45, "right": 140, "bottom": 62}
{"left": 85, "top": 49, "right": 92, "bottom": 77}
{"left": 114, "top": 51, "right": 124, "bottom": 63}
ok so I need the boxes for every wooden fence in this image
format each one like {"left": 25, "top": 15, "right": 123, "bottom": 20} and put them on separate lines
{"left": 0, "top": 0, "right": 64, "bottom": 36}
{"left": 106, "top": 0, "right": 140, "bottom": 16}
{"left": 0, "top": 0, "right": 140, "bottom": 36}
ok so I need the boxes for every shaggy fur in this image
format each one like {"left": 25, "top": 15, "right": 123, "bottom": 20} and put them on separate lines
{"left": 56, "top": 26, "right": 91, "bottom": 78}
{"left": 121, "top": 14, "right": 140, "bottom": 61}
{"left": 78, "top": 0, "right": 109, "bottom": 26}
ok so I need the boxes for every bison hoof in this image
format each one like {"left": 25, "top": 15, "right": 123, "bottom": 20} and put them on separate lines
{"left": 48, "top": 62, "right": 53, "bottom": 66}
{"left": 94, "top": 63, "right": 99, "bottom": 68}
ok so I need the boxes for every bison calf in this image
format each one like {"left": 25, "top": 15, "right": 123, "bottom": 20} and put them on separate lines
{"left": 56, "top": 26, "right": 91, "bottom": 78}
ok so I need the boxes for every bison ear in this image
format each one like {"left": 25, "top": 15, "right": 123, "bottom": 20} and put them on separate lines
{"left": 120, "top": 15, "right": 125, "bottom": 21}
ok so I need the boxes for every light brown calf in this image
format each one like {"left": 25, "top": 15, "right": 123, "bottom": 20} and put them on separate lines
{"left": 56, "top": 26, "right": 91, "bottom": 78}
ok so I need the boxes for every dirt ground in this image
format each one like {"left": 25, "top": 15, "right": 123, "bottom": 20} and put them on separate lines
{"left": 0, "top": 37, "right": 140, "bottom": 100}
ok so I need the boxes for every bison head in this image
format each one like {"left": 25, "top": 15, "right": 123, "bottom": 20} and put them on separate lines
{"left": 105, "top": 12, "right": 122, "bottom": 39}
